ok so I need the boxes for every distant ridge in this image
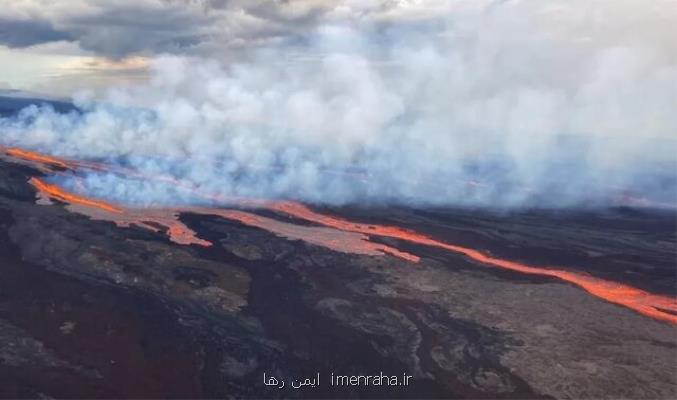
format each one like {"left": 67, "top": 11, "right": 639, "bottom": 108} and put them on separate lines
{"left": 0, "top": 91, "right": 77, "bottom": 117}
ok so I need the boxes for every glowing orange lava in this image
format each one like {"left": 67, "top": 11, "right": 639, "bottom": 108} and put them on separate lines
{"left": 267, "top": 201, "right": 677, "bottom": 324}
{"left": 28, "top": 177, "right": 211, "bottom": 247}
{"left": 27, "top": 175, "right": 414, "bottom": 259}
{"left": 7, "top": 147, "right": 677, "bottom": 323}
{"left": 5, "top": 147, "right": 74, "bottom": 170}
{"left": 165, "top": 222, "right": 212, "bottom": 247}
{"left": 206, "top": 209, "right": 420, "bottom": 261}
{"left": 29, "top": 177, "right": 123, "bottom": 214}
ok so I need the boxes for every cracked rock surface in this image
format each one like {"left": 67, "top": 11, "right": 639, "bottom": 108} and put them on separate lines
{"left": 0, "top": 159, "right": 675, "bottom": 399}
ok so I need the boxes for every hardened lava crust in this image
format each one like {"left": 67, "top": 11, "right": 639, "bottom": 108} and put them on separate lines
{"left": 0, "top": 158, "right": 675, "bottom": 399}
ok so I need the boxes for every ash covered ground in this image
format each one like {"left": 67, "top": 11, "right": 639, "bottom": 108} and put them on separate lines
{"left": 0, "top": 151, "right": 675, "bottom": 399}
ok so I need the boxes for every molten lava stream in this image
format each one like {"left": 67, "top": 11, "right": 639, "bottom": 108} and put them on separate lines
{"left": 27, "top": 176, "right": 417, "bottom": 261}
{"left": 206, "top": 209, "right": 420, "bottom": 262}
{"left": 10, "top": 147, "right": 677, "bottom": 323}
{"left": 268, "top": 201, "right": 677, "bottom": 324}
{"left": 4, "top": 147, "right": 75, "bottom": 170}
{"left": 29, "top": 177, "right": 212, "bottom": 247}
{"left": 30, "top": 177, "right": 123, "bottom": 214}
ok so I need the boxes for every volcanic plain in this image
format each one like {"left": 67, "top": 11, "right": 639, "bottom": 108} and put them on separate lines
{"left": 0, "top": 152, "right": 675, "bottom": 399}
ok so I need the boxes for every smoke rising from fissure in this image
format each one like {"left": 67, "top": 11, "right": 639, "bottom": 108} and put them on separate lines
{"left": 1, "top": 1, "right": 676, "bottom": 208}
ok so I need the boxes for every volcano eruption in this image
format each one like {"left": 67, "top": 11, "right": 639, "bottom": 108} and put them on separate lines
{"left": 0, "top": 142, "right": 675, "bottom": 399}
{"left": 1, "top": 1, "right": 676, "bottom": 399}
{"left": 17, "top": 153, "right": 677, "bottom": 324}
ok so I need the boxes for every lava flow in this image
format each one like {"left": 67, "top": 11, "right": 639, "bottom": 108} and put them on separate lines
{"left": 267, "top": 202, "right": 677, "bottom": 324}
{"left": 207, "top": 209, "right": 420, "bottom": 262}
{"left": 28, "top": 177, "right": 211, "bottom": 246}
{"left": 30, "top": 177, "right": 123, "bottom": 214}
{"left": 4, "top": 147, "right": 75, "bottom": 170}
{"left": 27, "top": 176, "right": 417, "bottom": 261}
{"left": 7, "top": 147, "right": 677, "bottom": 324}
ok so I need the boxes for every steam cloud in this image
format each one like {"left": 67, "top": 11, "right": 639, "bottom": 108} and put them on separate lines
{"left": 1, "top": 1, "right": 676, "bottom": 208}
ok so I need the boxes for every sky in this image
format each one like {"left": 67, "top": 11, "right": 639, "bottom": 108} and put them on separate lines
{"left": 0, "top": 0, "right": 459, "bottom": 96}
{"left": 1, "top": 0, "right": 671, "bottom": 97}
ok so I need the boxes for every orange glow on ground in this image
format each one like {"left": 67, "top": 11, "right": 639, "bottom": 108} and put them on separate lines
{"left": 28, "top": 178, "right": 211, "bottom": 247}
{"left": 267, "top": 202, "right": 677, "bottom": 324}
{"left": 29, "top": 177, "right": 123, "bottom": 214}
{"left": 8, "top": 147, "right": 676, "bottom": 323}
{"left": 5, "top": 148, "right": 74, "bottom": 170}
{"left": 165, "top": 223, "right": 212, "bottom": 247}
{"left": 27, "top": 176, "right": 414, "bottom": 259}
{"left": 206, "top": 209, "right": 420, "bottom": 262}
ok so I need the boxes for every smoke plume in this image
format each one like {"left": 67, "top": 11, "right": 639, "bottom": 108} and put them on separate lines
{"left": 1, "top": 0, "right": 676, "bottom": 208}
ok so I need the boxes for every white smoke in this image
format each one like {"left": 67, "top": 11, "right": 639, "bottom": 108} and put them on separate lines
{"left": 2, "top": 0, "right": 676, "bottom": 208}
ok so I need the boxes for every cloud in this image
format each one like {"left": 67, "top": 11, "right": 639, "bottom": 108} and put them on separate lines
{"left": 29, "top": 56, "right": 151, "bottom": 97}
{"left": 0, "top": 16, "right": 72, "bottom": 47}
{"left": 0, "top": 0, "right": 456, "bottom": 58}
{"left": 0, "top": 0, "right": 676, "bottom": 208}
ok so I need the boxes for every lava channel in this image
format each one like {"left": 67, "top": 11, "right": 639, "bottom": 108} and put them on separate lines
{"left": 9, "top": 147, "right": 677, "bottom": 324}
{"left": 267, "top": 201, "right": 677, "bottom": 324}
{"left": 27, "top": 178, "right": 417, "bottom": 261}
{"left": 30, "top": 177, "right": 123, "bottom": 214}
{"left": 4, "top": 147, "right": 75, "bottom": 170}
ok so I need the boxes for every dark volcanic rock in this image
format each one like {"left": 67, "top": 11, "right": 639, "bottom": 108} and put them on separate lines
{"left": 0, "top": 94, "right": 78, "bottom": 117}
{"left": 0, "top": 158, "right": 675, "bottom": 399}
{"left": 0, "top": 161, "right": 39, "bottom": 201}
